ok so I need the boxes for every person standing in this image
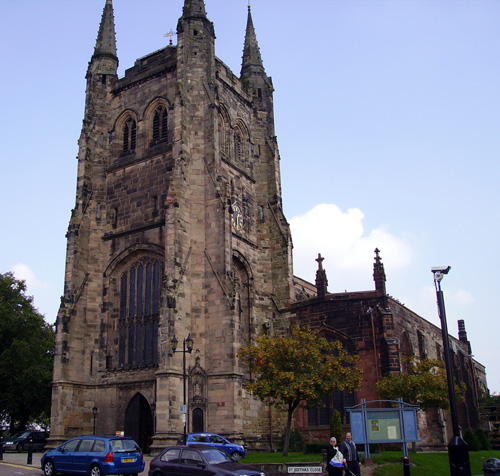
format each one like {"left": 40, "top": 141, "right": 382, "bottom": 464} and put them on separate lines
{"left": 339, "top": 432, "right": 361, "bottom": 476}
{"left": 326, "top": 437, "right": 344, "bottom": 476}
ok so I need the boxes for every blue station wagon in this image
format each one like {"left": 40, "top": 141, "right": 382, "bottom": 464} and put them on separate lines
{"left": 41, "top": 435, "right": 145, "bottom": 476}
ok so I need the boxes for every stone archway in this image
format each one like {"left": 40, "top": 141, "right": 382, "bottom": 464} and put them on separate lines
{"left": 124, "top": 393, "right": 154, "bottom": 453}
{"left": 192, "top": 407, "right": 204, "bottom": 433}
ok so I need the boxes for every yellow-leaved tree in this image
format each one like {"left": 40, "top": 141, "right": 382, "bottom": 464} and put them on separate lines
{"left": 375, "top": 356, "right": 466, "bottom": 410}
{"left": 238, "top": 326, "right": 362, "bottom": 456}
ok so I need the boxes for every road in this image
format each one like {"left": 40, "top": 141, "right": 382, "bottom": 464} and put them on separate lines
{"left": 0, "top": 451, "right": 152, "bottom": 475}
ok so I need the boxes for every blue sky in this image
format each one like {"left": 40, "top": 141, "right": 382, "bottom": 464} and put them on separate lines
{"left": 1, "top": 0, "right": 499, "bottom": 393}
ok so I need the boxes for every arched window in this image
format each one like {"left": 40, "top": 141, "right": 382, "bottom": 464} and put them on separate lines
{"left": 153, "top": 106, "right": 168, "bottom": 142}
{"left": 234, "top": 131, "right": 242, "bottom": 162}
{"left": 117, "top": 258, "right": 161, "bottom": 369}
{"left": 123, "top": 117, "right": 137, "bottom": 153}
{"left": 307, "top": 334, "right": 356, "bottom": 426}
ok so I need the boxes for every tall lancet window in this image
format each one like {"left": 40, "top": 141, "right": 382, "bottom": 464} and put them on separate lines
{"left": 153, "top": 106, "right": 168, "bottom": 142}
{"left": 117, "top": 258, "right": 161, "bottom": 369}
{"left": 123, "top": 117, "right": 137, "bottom": 153}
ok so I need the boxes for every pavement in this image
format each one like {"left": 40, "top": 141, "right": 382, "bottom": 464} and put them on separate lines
{"left": 0, "top": 450, "right": 155, "bottom": 474}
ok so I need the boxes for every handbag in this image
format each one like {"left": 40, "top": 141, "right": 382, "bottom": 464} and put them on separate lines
{"left": 329, "top": 448, "right": 344, "bottom": 468}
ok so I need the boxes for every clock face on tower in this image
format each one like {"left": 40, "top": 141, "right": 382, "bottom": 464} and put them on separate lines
{"left": 232, "top": 202, "right": 244, "bottom": 234}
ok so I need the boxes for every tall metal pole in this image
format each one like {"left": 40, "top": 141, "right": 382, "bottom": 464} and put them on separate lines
{"left": 432, "top": 268, "right": 470, "bottom": 476}
{"left": 183, "top": 338, "right": 187, "bottom": 445}
{"left": 171, "top": 334, "right": 194, "bottom": 446}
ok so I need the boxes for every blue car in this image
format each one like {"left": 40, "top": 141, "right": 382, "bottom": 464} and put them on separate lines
{"left": 41, "top": 435, "right": 145, "bottom": 476}
{"left": 181, "top": 433, "right": 246, "bottom": 460}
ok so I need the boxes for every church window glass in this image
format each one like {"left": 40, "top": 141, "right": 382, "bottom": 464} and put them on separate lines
{"left": 117, "top": 258, "right": 161, "bottom": 369}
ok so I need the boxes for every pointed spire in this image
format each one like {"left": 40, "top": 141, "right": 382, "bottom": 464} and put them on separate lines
{"left": 91, "top": 0, "right": 118, "bottom": 71}
{"left": 373, "top": 248, "right": 387, "bottom": 294}
{"left": 241, "top": 4, "right": 265, "bottom": 79}
{"left": 315, "top": 253, "right": 328, "bottom": 297}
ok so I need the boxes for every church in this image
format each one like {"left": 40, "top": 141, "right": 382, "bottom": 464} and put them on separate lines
{"left": 50, "top": 0, "right": 486, "bottom": 452}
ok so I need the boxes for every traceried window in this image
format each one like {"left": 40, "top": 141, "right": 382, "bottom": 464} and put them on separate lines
{"left": 307, "top": 334, "right": 355, "bottom": 426}
{"left": 234, "top": 131, "right": 242, "bottom": 162}
{"left": 123, "top": 117, "right": 137, "bottom": 154}
{"left": 117, "top": 259, "right": 161, "bottom": 369}
{"left": 152, "top": 106, "right": 168, "bottom": 142}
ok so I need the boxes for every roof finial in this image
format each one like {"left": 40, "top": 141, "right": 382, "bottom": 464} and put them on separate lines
{"left": 315, "top": 253, "right": 328, "bottom": 297}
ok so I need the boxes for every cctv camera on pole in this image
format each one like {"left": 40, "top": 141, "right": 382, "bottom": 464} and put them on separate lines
{"left": 431, "top": 266, "right": 471, "bottom": 476}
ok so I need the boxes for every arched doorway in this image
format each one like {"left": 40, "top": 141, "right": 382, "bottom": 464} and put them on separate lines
{"left": 192, "top": 407, "right": 204, "bottom": 433}
{"left": 124, "top": 393, "right": 154, "bottom": 453}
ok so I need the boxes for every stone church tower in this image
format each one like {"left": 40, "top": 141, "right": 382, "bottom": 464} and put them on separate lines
{"left": 51, "top": 0, "right": 294, "bottom": 450}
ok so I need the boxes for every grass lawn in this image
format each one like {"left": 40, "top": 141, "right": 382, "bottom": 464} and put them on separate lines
{"left": 243, "top": 450, "right": 500, "bottom": 475}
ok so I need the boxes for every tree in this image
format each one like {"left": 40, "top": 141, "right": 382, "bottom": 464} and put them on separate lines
{"left": 375, "top": 356, "right": 465, "bottom": 410}
{"left": 238, "top": 326, "right": 362, "bottom": 456}
{"left": 0, "top": 272, "right": 54, "bottom": 434}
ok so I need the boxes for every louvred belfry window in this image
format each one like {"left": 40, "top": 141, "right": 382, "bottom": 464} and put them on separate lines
{"left": 153, "top": 106, "right": 168, "bottom": 142}
{"left": 117, "top": 259, "right": 161, "bottom": 369}
{"left": 123, "top": 117, "right": 137, "bottom": 153}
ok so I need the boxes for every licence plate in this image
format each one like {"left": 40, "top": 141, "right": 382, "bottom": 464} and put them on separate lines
{"left": 122, "top": 458, "right": 135, "bottom": 463}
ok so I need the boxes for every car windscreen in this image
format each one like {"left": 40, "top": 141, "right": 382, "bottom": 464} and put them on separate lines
{"left": 200, "top": 448, "right": 231, "bottom": 464}
{"left": 109, "top": 439, "right": 139, "bottom": 453}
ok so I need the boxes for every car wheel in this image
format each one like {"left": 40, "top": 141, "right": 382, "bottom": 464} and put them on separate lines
{"left": 89, "top": 464, "right": 103, "bottom": 476}
{"left": 43, "top": 459, "right": 56, "bottom": 476}
{"left": 231, "top": 451, "right": 243, "bottom": 460}
{"left": 16, "top": 443, "right": 24, "bottom": 452}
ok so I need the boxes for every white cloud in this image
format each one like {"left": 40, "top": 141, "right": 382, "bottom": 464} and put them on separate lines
{"left": 290, "top": 203, "right": 414, "bottom": 291}
{"left": 11, "top": 263, "right": 50, "bottom": 291}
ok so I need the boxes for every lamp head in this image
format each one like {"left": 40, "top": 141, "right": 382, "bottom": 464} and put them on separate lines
{"left": 186, "top": 333, "right": 194, "bottom": 353}
{"left": 170, "top": 335, "right": 178, "bottom": 352}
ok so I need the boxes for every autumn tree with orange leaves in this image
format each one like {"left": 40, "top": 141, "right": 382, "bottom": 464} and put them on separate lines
{"left": 238, "top": 326, "right": 362, "bottom": 456}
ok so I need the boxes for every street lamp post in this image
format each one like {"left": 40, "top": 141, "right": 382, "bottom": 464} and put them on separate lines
{"left": 432, "top": 266, "right": 471, "bottom": 476}
{"left": 170, "top": 333, "right": 194, "bottom": 445}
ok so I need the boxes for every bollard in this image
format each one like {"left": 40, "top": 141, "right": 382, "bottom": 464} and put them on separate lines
{"left": 0, "top": 437, "right": 3, "bottom": 461}
{"left": 27, "top": 438, "right": 33, "bottom": 465}
{"left": 403, "top": 456, "right": 411, "bottom": 476}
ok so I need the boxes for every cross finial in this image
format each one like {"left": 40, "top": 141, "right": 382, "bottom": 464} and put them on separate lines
{"left": 316, "top": 253, "right": 324, "bottom": 270}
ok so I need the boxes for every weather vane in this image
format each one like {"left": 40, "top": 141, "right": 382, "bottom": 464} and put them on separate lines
{"left": 163, "top": 29, "right": 176, "bottom": 46}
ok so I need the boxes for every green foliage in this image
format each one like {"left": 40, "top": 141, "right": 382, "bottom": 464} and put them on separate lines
{"left": 464, "top": 428, "right": 480, "bottom": 451}
{"left": 329, "top": 410, "right": 342, "bottom": 442}
{"left": 375, "top": 356, "right": 466, "bottom": 410}
{"left": 238, "top": 326, "right": 362, "bottom": 456}
{"left": 0, "top": 272, "right": 54, "bottom": 433}
{"left": 280, "top": 428, "right": 304, "bottom": 452}
{"left": 475, "top": 428, "right": 491, "bottom": 450}
{"left": 243, "top": 449, "right": 498, "bottom": 476}
{"left": 305, "top": 441, "right": 328, "bottom": 454}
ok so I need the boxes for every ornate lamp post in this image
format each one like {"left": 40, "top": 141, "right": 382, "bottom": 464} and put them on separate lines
{"left": 170, "top": 333, "right": 194, "bottom": 445}
{"left": 432, "top": 266, "right": 470, "bottom": 476}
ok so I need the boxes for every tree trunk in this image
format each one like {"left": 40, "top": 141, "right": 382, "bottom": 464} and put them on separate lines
{"left": 282, "top": 402, "right": 295, "bottom": 456}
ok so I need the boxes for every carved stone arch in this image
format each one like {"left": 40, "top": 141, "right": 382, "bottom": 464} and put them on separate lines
{"left": 111, "top": 109, "right": 140, "bottom": 157}
{"left": 400, "top": 331, "right": 413, "bottom": 372}
{"left": 103, "top": 245, "right": 164, "bottom": 371}
{"left": 218, "top": 105, "right": 231, "bottom": 157}
{"left": 318, "top": 323, "right": 357, "bottom": 354}
{"left": 124, "top": 392, "right": 154, "bottom": 453}
{"left": 144, "top": 97, "right": 171, "bottom": 145}
{"left": 232, "top": 119, "right": 250, "bottom": 164}
{"left": 308, "top": 325, "right": 357, "bottom": 426}
{"left": 190, "top": 356, "right": 208, "bottom": 405}
{"left": 231, "top": 252, "right": 253, "bottom": 346}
